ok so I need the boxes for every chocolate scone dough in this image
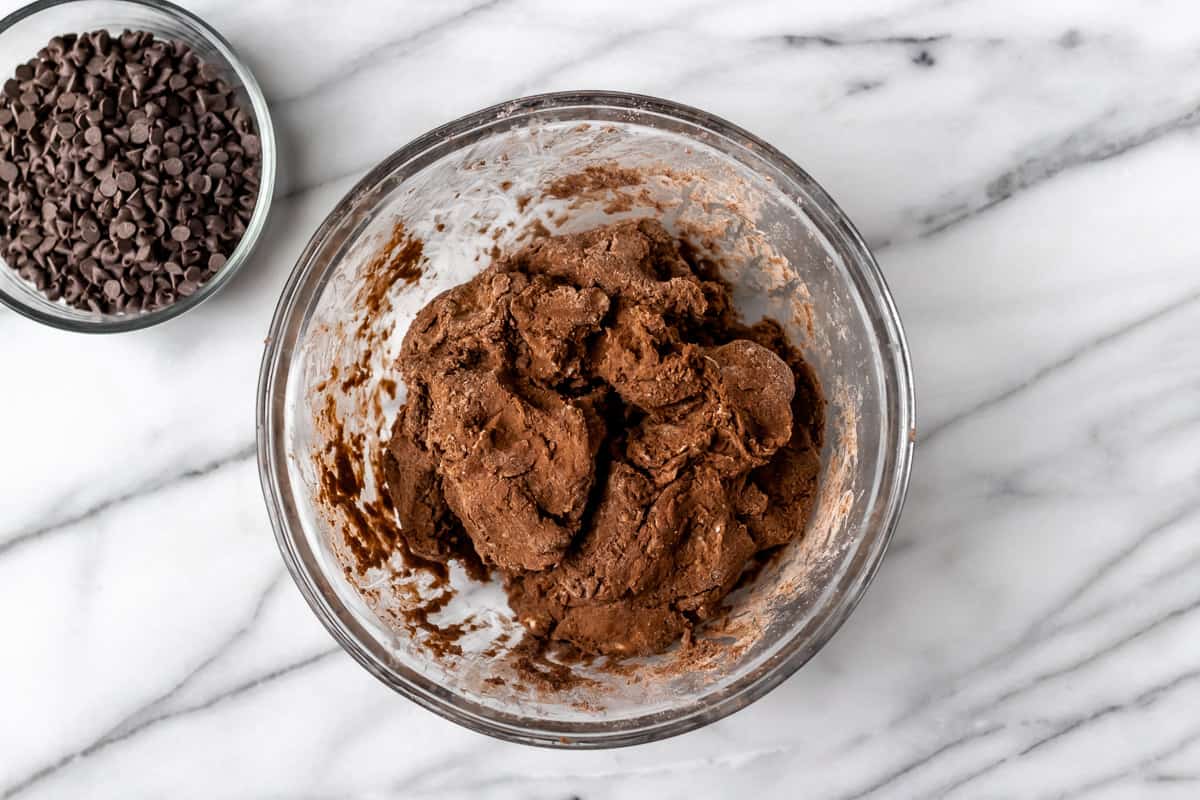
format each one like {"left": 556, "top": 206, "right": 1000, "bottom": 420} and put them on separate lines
{"left": 383, "top": 219, "right": 823, "bottom": 657}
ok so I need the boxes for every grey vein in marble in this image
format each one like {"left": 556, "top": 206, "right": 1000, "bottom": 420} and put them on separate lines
{"left": 922, "top": 284, "right": 1200, "bottom": 444}
{"left": 773, "top": 32, "right": 949, "bottom": 48}
{"left": 906, "top": 101, "right": 1200, "bottom": 245}
{"left": 1059, "top": 725, "right": 1200, "bottom": 798}
{"left": 278, "top": 0, "right": 512, "bottom": 107}
{"left": 0, "top": 443, "right": 256, "bottom": 559}
{"left": 925, "top": 667, "right": 1200, "bottom": 798}
{"left": 840, "top": 723, "right": 1006, "bottom": 800}
{"left": 2, "top": 644, "right": 338, "bottom": 800}
{"left": 1, "top": 571, "right": 285, "bottom": 795}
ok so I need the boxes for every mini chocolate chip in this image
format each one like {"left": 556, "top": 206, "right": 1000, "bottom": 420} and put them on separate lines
{"left": 79, "top": 257, "right": 100, "bottom": 282}
{"left": 115, "top": 171, "right": 136, "bottom": 191}
{"left": 163, "top": 157, "right": 182, "bottom": 176}
{"left": 207, "top": 252, "right": 226, "bottom": 270}
{"left": 170, "top": 224, "right": 190, "bottom": 242}
{"left": 80, "top": 220, "right": 100, "bottom": 244}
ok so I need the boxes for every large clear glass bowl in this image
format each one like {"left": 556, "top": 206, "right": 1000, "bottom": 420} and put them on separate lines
{"left": 258, "top": 91, "right": 914, "bottom": 748}
{"left": 0, "top": 0, "right": 275, "bottom": 332}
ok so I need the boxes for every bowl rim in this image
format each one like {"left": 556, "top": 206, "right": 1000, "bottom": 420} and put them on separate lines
{"left": 257, "top": 90, "right": 915, "bottom": 748}
{"left": 0, "top": 0, "right": 276, "bottom": 333}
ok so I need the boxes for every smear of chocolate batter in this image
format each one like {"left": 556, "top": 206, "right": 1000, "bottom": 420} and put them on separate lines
{"left": 545, "top": 164, "right": 642, "bottom": 200}
{"left": 383, "top": 219, "right": 823, "bottom": 657}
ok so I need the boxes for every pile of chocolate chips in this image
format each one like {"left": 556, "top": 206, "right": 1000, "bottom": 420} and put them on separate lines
{"left": 0, "top": 29, "right": 262, "bottom": 314}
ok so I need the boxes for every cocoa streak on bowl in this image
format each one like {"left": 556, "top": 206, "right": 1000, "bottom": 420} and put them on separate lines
{"left": 314, "top": 395, "right": 475, "bottom": 655}
{"left": 314, "top": 395, "right": 394, "bottom": 571}
{"left": 544, "top": 164, "right": 642, "bottom": 200}
{"left": 340, "top": 222, "right": 426, "bottom": 396}
{"left": 359, "top": 220, "right": 425, "bottom": 317}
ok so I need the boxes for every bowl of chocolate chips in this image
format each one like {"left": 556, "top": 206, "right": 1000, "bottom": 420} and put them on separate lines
{"left": 0, "top": 0, "right": 274, "bottom": 332}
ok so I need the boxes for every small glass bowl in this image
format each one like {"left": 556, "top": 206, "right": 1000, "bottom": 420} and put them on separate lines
{"left": 258, "top": 92, "right": 914, "bottom": 748}
{"left": 0, "top": 0, "right": 275, "bottom": 332}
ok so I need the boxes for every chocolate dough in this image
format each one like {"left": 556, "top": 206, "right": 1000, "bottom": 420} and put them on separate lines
{"left": 383, "top": 219, "right": 823, "bottom": 657}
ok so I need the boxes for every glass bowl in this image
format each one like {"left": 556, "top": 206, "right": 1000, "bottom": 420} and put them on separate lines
{"left": 0, "top": 0, "right": 275, "bottom": 332}
{"left": 258, "top": 91, "right": 914, "bottom": 748}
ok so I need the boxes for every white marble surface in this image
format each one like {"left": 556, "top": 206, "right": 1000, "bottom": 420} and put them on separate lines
{"left": 2, "top": 0, "right": 1199, "bottom": 796}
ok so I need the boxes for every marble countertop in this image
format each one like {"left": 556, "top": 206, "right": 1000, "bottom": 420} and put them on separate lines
{"left": 3, "top": 0, "right": 1200, "bottom": 797}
